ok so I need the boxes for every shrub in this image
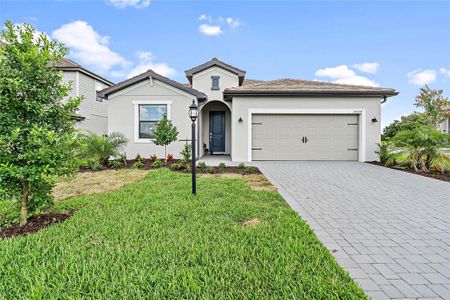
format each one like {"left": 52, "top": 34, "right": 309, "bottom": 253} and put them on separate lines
{"left": 132, "top": 161, "right": 144, "bottom": 169}
{"left": 376, "top": 142, "right": 397, "bottom": 166}
{"left": 167, "top": 154, "right": 174, "bottom": 161}
{"left": 118, "top": 153, "right": 127, "bottom": 165}
{"left": 152, "top": 160, "right": 163, "bottom": 168}
{"left": 150, "top": 154, "right": 157, "bottom": 162}
{"left": 109, "top": 159, "right": 124, "bottom": 169}
{"left": 87, "top": 161, "right": 102, "bottom": 171}
{"left": 186, "top": 165, "right": 192, "bottom": 172}
{"left": 197, "top": 161, "right": 206, "bottom": 169}
{"left": 246, "top": 166, "right": 256, "bottom": 174}
{"left": 218, "top": 163, "right": 226, "bottom": 170}
{"left": 205, "top": 166, "right": 214, "bottom": 174}
{"left": 170, "top": 163, "right": 184, "bottom": 170}
{"left": 82, "top": 132, "right": 128, "bottom": 167}
{"left": 238, "top": 163, "right": 246, "bottom": 170}
{"left": 180, "top": 144, "right": 191, "bottom": 163}
{"left": 135, "top": 153, "right": 143, "bottom": 163}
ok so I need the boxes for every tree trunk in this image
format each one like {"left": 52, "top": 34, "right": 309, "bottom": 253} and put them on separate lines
{"left": 19, "top": 181, "right": 29, "bottom": 226}
{"left": 164, "top": 145, "right": 167, "bottom": 165}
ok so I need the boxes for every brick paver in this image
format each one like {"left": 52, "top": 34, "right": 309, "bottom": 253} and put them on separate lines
{"left": 256, "top": 161, "right": 450, "bottom": 300}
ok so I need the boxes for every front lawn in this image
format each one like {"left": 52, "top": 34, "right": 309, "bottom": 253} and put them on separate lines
{"left": 0, "top": 169, "right": 366, "bottom": 299}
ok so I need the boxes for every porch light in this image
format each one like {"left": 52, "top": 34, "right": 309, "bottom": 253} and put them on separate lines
{"left": 189, "top": 101, "right": 199, "bottom": 122}
{"left": 372, "top": 118, "right": 378, "bottom": 123}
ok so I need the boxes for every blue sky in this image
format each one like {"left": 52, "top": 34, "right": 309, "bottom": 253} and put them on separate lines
{"left": 1, "top": 0, "right": 449, "bottom": 127}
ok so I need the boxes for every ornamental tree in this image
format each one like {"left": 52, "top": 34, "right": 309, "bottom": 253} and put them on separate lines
{"left": 414, "top": 85, "right": 450, "bottom": 128}
{"left": 152, "top": 114, "right": 178, "bottom": 165}
{"left": 0, "top": 22, "right": 81, "bottom": 225}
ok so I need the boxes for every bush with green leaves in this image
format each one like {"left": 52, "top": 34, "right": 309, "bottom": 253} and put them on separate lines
{"left": 204, "top": 166, "right": 214, "bottom": 174}
{"left": 109, "top": 159, "right": 124, "bottom": 169}
{"left": 180, "top": 144, "right": 192, "bottom": 164}
{"left": 170, "top": 163, "right": 184, "bottom": 171}
{"left": 152, "top": 160, "right": 163, "bottom": 168}
{"left": 134, "top": 153, "right": 143, "bottom": 163}
{"left": 0, "top": 22, "right": 81, "bottom": 225}
{"left": 246, "top": 166, "right": 256, "bottom": 174}
{"left": 392, "top": 126, "right": 450, "bottom": 172}
{"left": 152, "top": 114, "right": 178, "bottom": 165}
{"left": 132, "top": 161, "right": 144, "bottom": 169}
{"left": 81, "top": 132, "right": 128, "bottom": 167}
{"left": 218, "top": 163, "right": 226, "bottom": 170}
{"left": 238, "top": 163, "right": 246, "bottom": 170}
{"left": 375, "top": 142, "right": 397, "bottom": 167}
{"left": 197, "top": 161, "right": 206, "bottom": 169}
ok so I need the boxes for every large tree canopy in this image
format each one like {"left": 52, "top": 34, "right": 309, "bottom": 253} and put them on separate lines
{"left": 0, "top": 21, "right": 81, "bottom": 225}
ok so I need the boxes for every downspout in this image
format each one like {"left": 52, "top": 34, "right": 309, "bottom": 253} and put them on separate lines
{"left": 381, "top": 96, "right": 387, "bottom": 104}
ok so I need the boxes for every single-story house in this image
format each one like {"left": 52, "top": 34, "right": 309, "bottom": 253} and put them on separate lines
{"left": 98, "top": 58, "right": 398, "bottom": 162}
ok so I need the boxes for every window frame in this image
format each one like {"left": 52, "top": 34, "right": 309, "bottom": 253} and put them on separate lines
{"left": 211, "top": 75, "right": 220, "bottom": 91}
{"left": 133, "top": 101, "right": 172, "bottom": 143}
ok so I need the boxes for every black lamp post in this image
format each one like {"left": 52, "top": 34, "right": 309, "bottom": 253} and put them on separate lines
{"left": 189, "top": 100, "right": 199, "bottom": 195}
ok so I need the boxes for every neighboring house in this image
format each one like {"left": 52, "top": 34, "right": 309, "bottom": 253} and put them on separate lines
{"left": 58, "top": 58, "right": 114, "bottom": 135}
{"left": 100, "top": 58, "right": 399, "bottom": 162}
{"left": 437, "top": 109, "right": 450, "bottom": 134}
{"left": 0, "top": 40, "right": 113, "bottom": 135}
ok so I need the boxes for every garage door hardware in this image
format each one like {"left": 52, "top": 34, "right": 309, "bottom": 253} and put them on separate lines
{"left": 252, "top": 122, "right": 262, "bottom": 125}
{"left": 347, "top": 148, "right": 358, "bottom": 151}
{"left": 252, "top": 147, "right": 262, "bottom": 151}
{"left": 347, "top": 123, "right": 358, "bottom": 126}
{"left": 301, "top": 137, "right": 309, "bottom": 143}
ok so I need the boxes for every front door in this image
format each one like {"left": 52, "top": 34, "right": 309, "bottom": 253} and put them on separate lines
{"left": 209, "top": 111, "right": 225, "bottom": 153}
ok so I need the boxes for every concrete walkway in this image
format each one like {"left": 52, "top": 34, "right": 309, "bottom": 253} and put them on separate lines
{"left": 255, "top": 161, "right": 450, "bottom": 300}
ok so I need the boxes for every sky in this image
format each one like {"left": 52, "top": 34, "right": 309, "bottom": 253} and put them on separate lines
{"left": 1, "top": 0, "right": 449, "bottom": 128}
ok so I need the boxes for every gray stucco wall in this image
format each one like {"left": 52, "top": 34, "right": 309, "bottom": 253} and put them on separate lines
{"left": 192, "top": 66, "right": 239, "bottom": 102}
{"left": 108, "top": 79, "right": 197, "bottom": 159}
{"left": 438, "top": 117, "right": 449, "bottom": 134}
{"left": 230, "top": 96, "right": 382, "bottom": 162}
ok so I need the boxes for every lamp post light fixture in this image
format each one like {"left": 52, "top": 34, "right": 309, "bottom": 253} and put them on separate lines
{"left": 189, "top": 100, "right": 199, "bottom": 195}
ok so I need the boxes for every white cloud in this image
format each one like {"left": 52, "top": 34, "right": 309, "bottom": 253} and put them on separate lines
{"left": 52, "top": 20, "right": 130, "bottom": 73}
{"left": 126, "top": 51, "right": 176, "bottom": 78}
{"left": 107, "top": 0, "right": 150, "bottom": 8}
{"left": 407, "top": 69, "right": 436, "bottom": 85}
{"left": 198, "top": 14, "right": 212, "bottom": 22}
{"left": 199, "top": 24, "right": 222, "bottom": 36}
{"left": 353, "top": 62, "right": 380, "bottom": 74}
{"left": 440, "top": 68, "right": 450, "bottom": 77}
{"left": 315, "top": 65, "right": 378, "bottom": 87}
{"left": 226, "top": 17, "right": 240, "bottom": 28}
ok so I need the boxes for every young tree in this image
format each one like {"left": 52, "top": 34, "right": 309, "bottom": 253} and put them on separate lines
{"left": 414, "top": 85, "right": 450, "bottom": 128}
{"left": 152, "top": 114, "right": 178, "bottom": 165}
{"left": 382, "top": 112, "right": 426, "bottom": 140}
{"left": 0, "top": 22, "right": 81, "bottom": 225}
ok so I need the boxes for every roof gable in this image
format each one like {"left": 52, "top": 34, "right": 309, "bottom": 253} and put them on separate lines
{"left": 97, "top": 69, "right": 207, "bottom": 101}
{"left": 185, "top": 57, "right": 246, "bottom": 85}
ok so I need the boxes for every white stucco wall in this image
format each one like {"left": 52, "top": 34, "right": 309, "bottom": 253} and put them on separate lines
{"left": 192, "top": 66, "right": 239, "bottom": 101}
{"left": 230, "top": 96, "right": 383, "bottom": 162}
{"left": 108, "top": 78, "right": 198, "bottom": 159}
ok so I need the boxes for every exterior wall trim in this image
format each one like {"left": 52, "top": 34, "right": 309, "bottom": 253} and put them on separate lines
{"left": 245, "top": 108, "right": 367, "bottom": 162}
{"left": 132, "top": 100, "right": 173, "bottom": 144}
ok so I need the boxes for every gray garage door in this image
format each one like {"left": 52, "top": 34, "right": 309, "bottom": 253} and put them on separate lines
{"left": 252, "top": 114, "right": 359, "bottom": 160}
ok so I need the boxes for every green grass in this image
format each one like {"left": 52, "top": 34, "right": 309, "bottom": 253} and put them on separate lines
{"left": 0, "top": 169, "right": 366, "bottom": 299}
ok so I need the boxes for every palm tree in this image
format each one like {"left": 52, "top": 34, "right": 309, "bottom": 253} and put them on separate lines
{"left": 82, "top": 132, "right": 128, "bottom": 166}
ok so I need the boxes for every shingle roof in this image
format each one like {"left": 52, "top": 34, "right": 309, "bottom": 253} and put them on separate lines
{"left": 223, "top": 78, "right": 398, "bottom": 99}
{"left": 56, "top": 58, "right": 80, "bottom": 68}
{"left": 185, "top": 57, "right": 246, "bottom": 85}
{"left": 56, "top": 58, "right": 114, "bottom": 86}
{"left": 98, "top": 69, "right": 207, "bottom": 101}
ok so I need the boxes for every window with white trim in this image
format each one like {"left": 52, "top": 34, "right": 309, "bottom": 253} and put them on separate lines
{"left": 138, "top": 104, "right": 167, "bottom": 139}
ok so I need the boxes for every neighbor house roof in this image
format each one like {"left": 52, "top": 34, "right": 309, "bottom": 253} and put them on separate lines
{"left": 56, "top": 58, "right": 114, "bottom": 86}
{"left": 185, "top": 57, "right": 246, "bottom": 85}
{"left": 223, "top": 78, "right": 399, "bottom": 100}
{"left": 97, "top": 69, "right": 207, "bottom": 101}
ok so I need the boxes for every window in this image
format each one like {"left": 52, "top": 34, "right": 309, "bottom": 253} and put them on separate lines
{"left": 95, "top": 81, "right": 103, "bottom": 102}
{"left": 211, "top": 76, "right": 220, "bottom": 90}
{"left": 138, "top": 104, "right": 167, "bottom": 139}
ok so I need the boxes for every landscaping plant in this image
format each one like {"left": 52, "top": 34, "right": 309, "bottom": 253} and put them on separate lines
{"left": 132, "top": 161, "right": 144, "bottom": 169}
{"left": 414, "top": 85, "right": 450, "bottom": 128}
{"left": 180, "top": 143, "right": 192, "bottom": 164}
{"left": 197, "top": 161, "right": 206, "bottom": 169}
{"left": 134, "top": 153, "right": 143, "bottom": 163}
{"left": 152, "top": 160, "right": 163, "bottom": 168}
{"left": 152, "top": 114, "right": 178, "bottom": 165}
{"left": 0, "top": 22, "right": 81, "bottom": 226}
{"left": 167, "top": 154, "right": 174, "bottom": 161}
{"left": 82, "top": 132, "right": 127, "bottom": 167}
{"left": 238, "top": 163, "right": 246, "bottom": 170}
{"left": 218, "top": 162, "right": 226, "bottom": 170}
{"left": 150, "top": 154, "right": 157, "bottom": 162}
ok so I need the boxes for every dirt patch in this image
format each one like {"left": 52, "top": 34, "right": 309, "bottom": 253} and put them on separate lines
{"left": 241, "top": 218, "right": 262, "bottom": 228}
{"left": 201, "top": 173, "right": 276, "bottom": 192}
{"left": 368, "top": 161, "right": 450, "bottom": 183}
{"left": 53, "top": 169, "right": 149, "bottom": 201}
{"left": 0, "top": 212, "right": 73, "bottom": 239}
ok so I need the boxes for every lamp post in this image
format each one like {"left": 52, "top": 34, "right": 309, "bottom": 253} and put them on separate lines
{"left": 189, "top": 100, "right": 198, "bottom": 195}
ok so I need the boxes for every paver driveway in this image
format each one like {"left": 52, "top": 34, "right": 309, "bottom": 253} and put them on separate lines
{"left": 255, "top": 161, "right": 450, "bottom": 300}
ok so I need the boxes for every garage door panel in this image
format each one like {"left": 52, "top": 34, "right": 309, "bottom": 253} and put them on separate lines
{"left": 252, "top": 114, "right": 358, "bottom": 161}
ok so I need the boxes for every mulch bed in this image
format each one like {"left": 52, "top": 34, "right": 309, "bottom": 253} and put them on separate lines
{"left": 368, "top": 161, "right": 450, "bottom": 183}
{"left": 80, "top": 159, "right": 262, "bottom": 175}
{"left": 1, "top": 212, "right": 73, "bottom": 239}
